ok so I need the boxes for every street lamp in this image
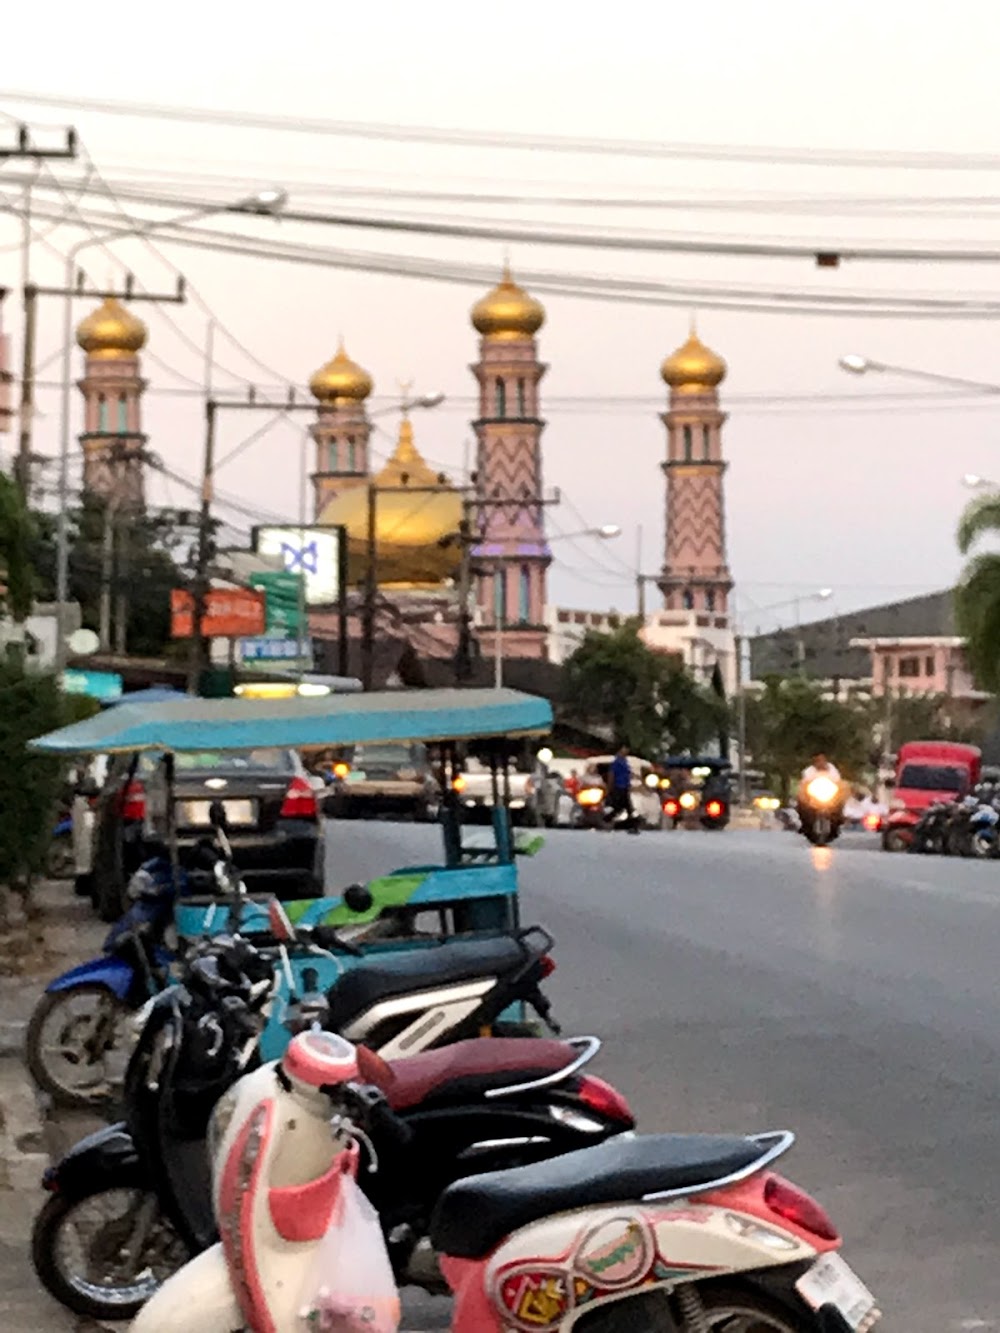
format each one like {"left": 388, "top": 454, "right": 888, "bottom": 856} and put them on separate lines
{"left": 54, "top": 188, "right": 287, "bottom": 670}
{"left": 962, "top": 473, "right": 999, "bottom": 490}
{"left": 838, "top": 353, "right": 1000, "bottom": 395}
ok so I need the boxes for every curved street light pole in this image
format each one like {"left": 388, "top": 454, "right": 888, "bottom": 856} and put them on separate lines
{"left": 838, "top": 354, "right": 1000, "bottom": 396}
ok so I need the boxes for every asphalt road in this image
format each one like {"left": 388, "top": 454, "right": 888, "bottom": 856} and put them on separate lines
{"left": 326, "top": 821, "right": 1000, "bottom": 1333}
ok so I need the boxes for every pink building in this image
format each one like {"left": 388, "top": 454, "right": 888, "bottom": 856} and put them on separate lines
{"left": 308, "top": 340, "right": 373, "bottom": 517}
{"left": 850, "top": 636, "right": 985, "bottom": 699}
{"left": 76, "top": 297, "right": 148, "bottom": 510}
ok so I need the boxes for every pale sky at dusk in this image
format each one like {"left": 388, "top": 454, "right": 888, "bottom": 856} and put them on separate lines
{"left": 4, "top": 0, "right": 1000, "bottom": 632}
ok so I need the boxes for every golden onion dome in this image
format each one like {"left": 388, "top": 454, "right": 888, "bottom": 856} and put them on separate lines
{"left": 76, "top": 297, "right": 147, "bottom": 359}
{"left": 471, "top": 262, "right": 545, "bottom": 341}
{"left": 317, "top": 417, "right": 462, "bottom": 588}
{"left": 661, "top": 326, "right": 727, "bottom": 394}
{"left": 309, "top": 341, "right": 373, "bottom": 404}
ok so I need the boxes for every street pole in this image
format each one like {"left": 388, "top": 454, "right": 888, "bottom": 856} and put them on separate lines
{"left": 361, "top": 482, "right": 377, "bottom": 691}
{"left": 98, "top": 496, "right": 115, "bottom": 651}
{"left": 189, "top": 397, "right": 217, "bottom": 694}
{"left": 336, "top": 528, "right": 349, "bottom": 678}
{"left": 735, "top": 633, "right": 748, "bottom": 805}
{"left": 296, "top": 428, "right": 308, "bottom": 680}
{"left": 454, "top": 506, "right": 473, "bottom": 684}
{"left": 493, "top": 563, "right": 504, "bottom": 690}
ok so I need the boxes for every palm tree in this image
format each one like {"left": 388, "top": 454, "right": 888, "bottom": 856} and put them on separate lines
{"left": 955, "top": 493, "right": 1000, "bottom": 692}
{"left": 0, "top": 472, "right": 34, "bottom": 623}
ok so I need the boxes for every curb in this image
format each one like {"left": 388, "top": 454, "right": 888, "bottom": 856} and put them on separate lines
{"left": 0, "top": 1054, "right": 48, "bottom": 1194}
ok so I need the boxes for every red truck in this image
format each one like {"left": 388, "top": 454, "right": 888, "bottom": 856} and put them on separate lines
{"left": 882, "top": 740, "right": 981, "bottom": 851}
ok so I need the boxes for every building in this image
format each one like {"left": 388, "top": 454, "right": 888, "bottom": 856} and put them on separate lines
{"left": 545, "top": 606, "right": 630, "bottom": 665}
{"left": 308, "top": 340, "right": 373, "bottom": 515}
{"left": 470, "top": 265, "right": 551, "bottom": 660}
{"left": 639, "top": 325, "right": 737, "bottom": 693}
{"left": 75, "top": 297, "right": 148, "bottom": 510}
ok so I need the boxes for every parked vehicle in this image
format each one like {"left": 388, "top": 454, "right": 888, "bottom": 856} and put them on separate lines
{"left": 131, "top": 1028, "right": 880, "bottom": 1333}
{"left": 45, "top": 813, "right": 75, "bottom": 880}
{"left": 69, "top": 755, "right": 108, "bottom": 897}
{"left": 32, "top": 922, "right": 607, "bottom": 1320}
{"left": 661, "top": 757, "right": 733, "bottom": 830}
{"left": 325, "top": 741, "right": 440, "bottom": 821}
{"left": 882, "top": 740, "right": 981, "bottom": 852}
{"left": 572, "top": 755, "right": 664, "bottom": 830}
{"left": 89, "top": 746, "right": 324, "bottom": 921}
{"left": 454, "top": 755, "right": 545, "bottom": 827}
{"left": 910, "top": 783, "right": 1000, "bottom": 859}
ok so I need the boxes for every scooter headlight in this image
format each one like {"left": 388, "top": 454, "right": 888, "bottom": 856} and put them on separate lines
{"left": 806, "top": 776, "right": 839, "bottom": 805}
{"left": 577, "top": 787, "right": 604, "bottom": 807}
{"left": 679, "top": 791, "right": 699, "bottom": 811}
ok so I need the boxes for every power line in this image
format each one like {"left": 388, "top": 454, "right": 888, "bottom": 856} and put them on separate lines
{"left": 7, "top": 89, "right": 1000, "bottom": 172}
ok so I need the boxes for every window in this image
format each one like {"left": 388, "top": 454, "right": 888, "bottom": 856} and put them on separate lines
{"left": 516, "top": 379, "right": 526, "bottom": 417}
{"left": 494, "top": 570, "right": 507, "bottom": 625}
{"left": 898, "top": 764, "right": 967, "bottom": 794}
{"left": 682, "top": 588, "right": 694, "bottom": 610}
{"left": 898, "top": 656, "right": 921, "bottom": 678}
{"left": 519, "top": 565, "right": 531, "bottom": 623}
{"left": 925, "top": 655, "right": 935, "bottom": 677}
{"left": 702, "top": 424, "right": 711, "bottom": 459}
{"left": 326, "top": 442, "right": 338, "bottom": 472}
{"left": 347, "top": 438, "right": 356, "bottom": 472}
{"left": 682, "top": 424, "right": 693, "bottom": 460}
{"left": 495, "top": 378, "right": 506, "bottom": 418}
{"left": 97, "top": 394, "right": 108, "bottom": 432}
{"left": 117, "top": 394, "right": 128, "bottom": 434}
{"left": 706, "top": 590, "right": 715, "bottom": 612}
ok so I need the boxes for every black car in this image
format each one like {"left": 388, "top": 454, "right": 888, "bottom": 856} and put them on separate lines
{"left": 90, "top": 747, "right": 324, "bottom": 920}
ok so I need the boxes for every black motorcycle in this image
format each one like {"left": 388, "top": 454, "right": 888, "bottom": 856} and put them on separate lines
{"left": 32, "top": 932, "right": 633, "bottom": 1320}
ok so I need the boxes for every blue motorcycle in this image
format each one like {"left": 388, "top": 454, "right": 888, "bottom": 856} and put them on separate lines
{"left": 25, "top": 859, "right": 178, "bottom": 1108}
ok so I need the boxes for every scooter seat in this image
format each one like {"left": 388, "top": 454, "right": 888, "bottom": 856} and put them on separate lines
{"left": 325, "top": 935, "right": 528, "bottom": 1031}
{"left": 430, "top": 1133, "right": 768, "bottom": 1259}
{"left": 384, "top": 1037, "right": 575, "bottom": 1111}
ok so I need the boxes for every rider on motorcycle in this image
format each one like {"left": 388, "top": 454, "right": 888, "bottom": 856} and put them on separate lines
{"left": 796, "top": 753, "right": 847, "bottom": 844}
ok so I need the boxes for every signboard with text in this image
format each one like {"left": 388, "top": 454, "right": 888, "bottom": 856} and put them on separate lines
{"left": 170, "top": 588, "right": 266, "bottom": 639}
{"left": 250, "top": 570, "right": 304, "bottom": 636}
{"left": 240, "top": 637, "right": 312, "bottom": 665}
{"left": 253, "top": 526, "right": 344, "bottom": 606}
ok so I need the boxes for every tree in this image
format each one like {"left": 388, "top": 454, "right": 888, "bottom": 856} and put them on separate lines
{"left": 745, "top": 676, "right": 869, "bottom": 799}
{"left": 562, "top": 623, "right": 727, "bottom": 757}
{"left": 955, "top": 493, "right": 1000, "bottom": 692}
{"left": 0, "top": 472, "right": 35, "bottom": 623}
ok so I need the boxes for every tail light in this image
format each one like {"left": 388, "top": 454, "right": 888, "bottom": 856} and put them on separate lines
{"left": 119, "top": 780, "right": 146, "bottom": 822}
{"left": 452, "top": 774, "right": 467, "bottom": 794}
{"left": 576, "top": 1074, "right": 634, "bottom": 1126}
{"left": 863, "top": 812, "right": 881, "bottom": 831}
{"left": 705, "top": 799, "right": 723, "bottom": 818}
{"left": 280, "top": 776, "right": 318, "bottom": 820}
{"left": 663, "top": 799, "right": 679, "bottom": 817}
{"left": 764, "top": 1174, "right": 838, "bottom": 1241}
{"left": 538, "top": 954, "right": 556, "bottom": 979}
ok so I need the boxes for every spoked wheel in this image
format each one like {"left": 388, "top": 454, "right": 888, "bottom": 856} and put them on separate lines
{"left": 25, "top": 984, "right": 132, "bottom": 1108}
{"left": 578, "top": 1283, "right": 811, "bottom": 1331}
{"left": 32, "top": 1188, "right": 188, "bottom": 1320}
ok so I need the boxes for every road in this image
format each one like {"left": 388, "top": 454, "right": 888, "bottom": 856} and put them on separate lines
{"left": 326, "top": 821, "right": 1000, "bottom": 1332}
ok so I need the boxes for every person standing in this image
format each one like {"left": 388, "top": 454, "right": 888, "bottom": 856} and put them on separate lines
{"left": 608, "top": 745, "right": 639, "bottom": 834}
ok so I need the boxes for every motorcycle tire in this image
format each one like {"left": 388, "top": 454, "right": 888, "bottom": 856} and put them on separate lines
{"left": 883, "top": 829, "right": 911, "bottom": 853}
{"left": 45, "top": 839, "right": 75, "bottom": 880}
{"left": 31, "top": 1188, "right": 187, "bottom": 1320}
{"left": 25, "top": 985, "right": 132, "bottom": 1109}
{"left": 575, "top": 1281, "right": 807, "bottom": 1330}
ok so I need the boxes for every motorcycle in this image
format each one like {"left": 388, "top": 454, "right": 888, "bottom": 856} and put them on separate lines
{"left": 45, "top": 813, "right": 75, "bottom": 880}
{"left": 33, "top": 929, "right": 629, "bottom": 1320}
{"left": 131, "top": 1028, "right": 880, "bottom": 1333}
{"left": 796, "top": 774, "right": 847, "bottom": 847}
{"left": 571, "top": 782, "right": 637, "bottom": 832}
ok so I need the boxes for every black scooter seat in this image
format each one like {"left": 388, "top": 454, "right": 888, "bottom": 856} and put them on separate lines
{"left": 326, "top": 935, "right": 528, "bottom": 1030}
{"left": 430, "top": 1133, "right": 768, "bottom": 1259}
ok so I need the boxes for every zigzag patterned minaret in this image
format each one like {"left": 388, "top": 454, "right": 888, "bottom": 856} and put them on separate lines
{"left": 657, "top": 324, "right": 732, "bottom": 618}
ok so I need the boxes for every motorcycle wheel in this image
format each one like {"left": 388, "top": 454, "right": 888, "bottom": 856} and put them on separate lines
{"left": 575, "top": 1281, "right": 806, "bottom": 1330}
{"left": 971, "top": 830, "right": 997, "bottom": 858}
{"left": 883, "top": 829, "right": 910, "bottom": 853}
{"left": 25, "top": 985, "right": 132, "bottom": 1108}
{"left": 32, "top": 1188, "right": 187, "bottom": 1320}
{"left": 45, "top": 837, "right": 75, "bottom": 880}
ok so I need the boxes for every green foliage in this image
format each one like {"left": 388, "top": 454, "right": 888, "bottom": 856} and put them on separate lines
{"left": 0, "top": 662, "right": 71, "bottom": 888}
{"left": 744, "top": 676, "right": 869, "bottom": 799}
{"left": 562, "top": 622, "right": 728, "bottom": 757}
{"left": 955, "top": 496, "right": 1000, "bottom": 693}
{"left": 0, "top": 472, "right": 35, "bottom": 622}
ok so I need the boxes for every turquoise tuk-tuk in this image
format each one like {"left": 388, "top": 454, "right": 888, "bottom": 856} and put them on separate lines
{"left": 30, "top": 688, "right": 553, "bottom": 1057}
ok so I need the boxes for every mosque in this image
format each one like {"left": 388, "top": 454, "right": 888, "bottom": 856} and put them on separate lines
{"left": 72, "top": 270, "right": 736, "bottom": 686}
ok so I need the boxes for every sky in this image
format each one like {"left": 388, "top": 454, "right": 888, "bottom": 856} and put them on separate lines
{"left": 4, "top": 0, "right": 1000, "bottom": 632}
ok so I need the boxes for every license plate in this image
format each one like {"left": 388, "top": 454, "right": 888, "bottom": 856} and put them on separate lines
{"left": 796, "top": 1254, "right": 877, "bottom": 1328}
{"left": 182, "top": 799, "right": 255, "bottom": 828}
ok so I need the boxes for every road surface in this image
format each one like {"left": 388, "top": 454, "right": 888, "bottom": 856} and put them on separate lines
{"left": 326, "top": 821, "right": 1000, "bottom": 1332}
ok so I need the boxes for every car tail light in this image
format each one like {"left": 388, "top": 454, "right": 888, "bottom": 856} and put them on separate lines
{"left": 119, "top": 780, "right": 146, "bottom": 822}
{"left": 763, "top": 1174, "right": 838, "bottom": 1241}
{"left": 664, "top": 799, "right": 679, "bottom": 817}
{"left": 576, "top": 1075, "right": 634, "bottom": 1126}
{"left": 280, "top": 777, "right": 318, "bottom": 820}
{"left": 538, "top": 954, "right": 556, "bottom": 979}
{"left": 706, "top": 799, "right": 723, "bottom": 818}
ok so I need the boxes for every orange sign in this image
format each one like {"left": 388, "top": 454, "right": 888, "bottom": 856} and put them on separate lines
{"left": 171, "top": 588, "right": 266, "bottom": 639}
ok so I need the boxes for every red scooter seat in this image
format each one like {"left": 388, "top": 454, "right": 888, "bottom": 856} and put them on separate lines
{"left": 384, "top": 1038, "right": 576, "bottom": 1111}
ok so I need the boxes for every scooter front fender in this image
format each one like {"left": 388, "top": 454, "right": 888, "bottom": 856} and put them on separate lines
{"left": 44, "top": 1121, "right": 145, "bottom": 1200}
{"left": 130, "top": 1242, "right": 239, "bottom": 1333}
{"left": 46, "top": 955, "right": 135, "bottom": 1001}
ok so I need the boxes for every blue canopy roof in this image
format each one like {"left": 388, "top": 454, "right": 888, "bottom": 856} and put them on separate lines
{"left": 30, "top": 688, "right": 553, "bottom": 755}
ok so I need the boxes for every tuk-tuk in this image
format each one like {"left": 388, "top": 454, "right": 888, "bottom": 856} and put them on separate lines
{"left": 30, "top": 688, "right": 553, "bottom": 1056}
{"left": 660, "top": 755, "right": 733, "bottom": 830}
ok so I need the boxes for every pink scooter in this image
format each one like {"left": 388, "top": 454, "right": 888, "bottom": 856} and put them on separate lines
{"left": 132, "top": 1030, "right": 880, "bottom": 1332}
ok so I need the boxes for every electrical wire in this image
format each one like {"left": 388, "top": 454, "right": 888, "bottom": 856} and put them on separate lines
{"left": 10, "top": 89, "right": 1000, "bottom": 172}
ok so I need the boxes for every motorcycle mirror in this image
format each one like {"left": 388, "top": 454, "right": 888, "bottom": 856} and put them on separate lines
{"left": 356, "top": 1043, "right": 396, "bottom": 1093}
{"left": 343, "top": 883, "right": 374, "bottom": 915}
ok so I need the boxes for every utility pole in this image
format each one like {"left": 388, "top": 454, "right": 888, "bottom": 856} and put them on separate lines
{"left": 8, "top": 124, "right": 78, "bottom": 499}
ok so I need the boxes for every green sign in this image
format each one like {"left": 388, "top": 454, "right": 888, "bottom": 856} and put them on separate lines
{"left": 251, "top": 571, "right": 303, "bottom": 637}
{"left": 60, "top": 669, "right": 124, "bottom": 702}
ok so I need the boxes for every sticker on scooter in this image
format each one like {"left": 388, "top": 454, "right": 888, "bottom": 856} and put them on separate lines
{"left": 574, "top": 1216, "right": 654, "bottom": 1290}
{"left": 496, "top": 1267, "right": 572, "bottom": 1330}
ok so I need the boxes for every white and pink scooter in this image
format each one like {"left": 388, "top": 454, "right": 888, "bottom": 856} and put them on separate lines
{"left": 132, "top": 1029, "right": 880, "bottom": 1332}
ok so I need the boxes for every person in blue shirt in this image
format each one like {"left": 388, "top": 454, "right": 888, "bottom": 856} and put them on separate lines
{"left": 608, "top": 745, "right": 639, "bottom": 834}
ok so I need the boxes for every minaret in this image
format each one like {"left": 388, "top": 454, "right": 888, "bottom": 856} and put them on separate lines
{"left": 309, "top": 341, "right": 373, "bottom": 518}
{"left": 76, "top": 297, "right": 148, "bottom": 510}
{"left": 657, "top": 324, "right": 732, "bottom": 619}
{"left": 470, "top": 264, "right": 550, "bottom": 659}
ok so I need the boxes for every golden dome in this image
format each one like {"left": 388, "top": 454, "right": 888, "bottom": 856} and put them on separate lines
{"left": 471, "top": 263, "right": 545, "bottom": 341}
{"left": 76, "top": 297, "right": 147, "bottom": 359}
{"left": 661, "top": 326, "right": 727, "bottom": 394}
{"left": 318, "top": 417, "right": 462, "bottom": 587}
{"left": 309, "top": 341, "right": 373, "bottom": 404}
